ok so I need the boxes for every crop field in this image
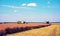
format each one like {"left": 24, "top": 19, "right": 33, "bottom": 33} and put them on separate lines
{"left": 6, "top": 23, "right": 60, "bottom": 36}
{"left": 0, "top": 22, "right": 50, "bottom": 36}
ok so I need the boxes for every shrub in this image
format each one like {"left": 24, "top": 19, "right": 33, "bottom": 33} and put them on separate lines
{"left": 17, "top": 21, "right": 23, "bottom": 24}
{"left": 17, "top": 21, "right": 26, "bottom": 24}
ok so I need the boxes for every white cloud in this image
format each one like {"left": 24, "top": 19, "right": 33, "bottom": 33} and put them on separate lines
{"left": 1, "top": 5, "right": 18, "bottom": 8}
{"left": 0, "top": 5, "right": 25, "bottom": 8}
{"left": 21, "top": 3, "right": 37, "bottom": 7}
{"left": 21, "top": 3, "right": 26, "bottom": 6}
{"left": 27, "top": 3, "right": 37, "bottom": 7}
{"left": 0, "top": 3, "right": 37, "bottom": 9}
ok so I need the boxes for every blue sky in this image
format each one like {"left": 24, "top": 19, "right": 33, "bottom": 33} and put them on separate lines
{"left": 0, "top": 0, "right": 60, "bottom": 22}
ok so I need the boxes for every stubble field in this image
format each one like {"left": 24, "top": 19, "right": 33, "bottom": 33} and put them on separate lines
{"left": 6, "top": 23, "right": 60, "bottom": 36}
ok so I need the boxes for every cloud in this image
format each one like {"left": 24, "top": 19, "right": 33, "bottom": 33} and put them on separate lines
{"left": 21, "top": 3, "right": 37, "bottom": 7}
{"left": 0, "top": 3, "right": 37, "bottom": 9}
{"left": 21, "top": 3, "right": 26, "bottom": 6}
{"left": 1, "top": 5, "right": 18, "bottom": 8}
{"left": 27, "top": 3, "right": 37, "bottom": 7}
{"left": 0, "top": 5, "right": 25, "bottom": 8}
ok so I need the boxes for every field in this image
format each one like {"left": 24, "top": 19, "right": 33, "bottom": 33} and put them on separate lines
{"left": 6, "top": 23, "right": 60, "bottom": 36}
{"left": 0, "top": 22, "right": 50, "bottom": 36}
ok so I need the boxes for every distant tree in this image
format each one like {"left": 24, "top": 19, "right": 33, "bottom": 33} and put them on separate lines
{"left": 17, "top": 21, "right": 26, "bottom": 24}
{"left": 46, "top": 21, "right": 50, "bottom": 24}
{"left": 17, "top": 20, "right": 28, "bottom": 24}
{"left": 17, "top": 21, "right": 22, "bottom": 24}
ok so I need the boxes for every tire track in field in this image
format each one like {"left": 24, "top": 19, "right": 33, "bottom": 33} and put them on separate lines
{"left": 50, "top": 27, "right": 57, "bottom": 36}
{"left": 50, "top": 25, "right": 60, "bottom": 36}
{"left": 55, "top": 25, "right": 60, "bottom": 36}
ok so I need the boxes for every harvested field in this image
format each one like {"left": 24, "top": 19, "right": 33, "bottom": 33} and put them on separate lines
{"left": 6, "top": 23, "right": 60, "bottom": 36}
{"left": 0, "top": 23, "right": 50, "bottom": 36}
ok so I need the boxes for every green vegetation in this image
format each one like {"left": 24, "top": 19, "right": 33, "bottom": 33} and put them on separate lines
{"left": 17, "top": 21, "right": 23, "bottom": 24}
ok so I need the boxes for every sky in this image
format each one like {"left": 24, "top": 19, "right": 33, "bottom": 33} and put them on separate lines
{"left": 0, "top": 0, "right": 60, "bottom": 22}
